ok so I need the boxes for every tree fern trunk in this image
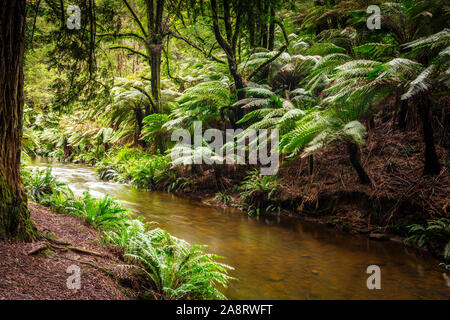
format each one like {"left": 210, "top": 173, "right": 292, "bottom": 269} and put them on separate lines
{"left": 249, "top": 18, "right": 256, "bottom": 47}
{"left": 134, "top": 107, "right": 145, "bottom": 147}
{"left": 347, "top": 142, "right": 371, "bottom": 185}
{"left": 397, "top": 99, "right": 408, "bottom": 131}
{"left": 260, "top": 0, "right": 268, "bottom": 48}
{"left": 268, "top": 6, "right": 275, "bottom": 51}
{"left": 419, "top": 95, "right": 441, "bottom": 175}
{"left": 0, "top": 0, "right": 35, "bottom": 240}
{"left": 308, "top": 155, "right": 314, "bottom": 175}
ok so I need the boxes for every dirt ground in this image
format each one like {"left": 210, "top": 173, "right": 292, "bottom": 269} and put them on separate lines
{"left": 0, "top": 203, "right": 136, "bottom": 300}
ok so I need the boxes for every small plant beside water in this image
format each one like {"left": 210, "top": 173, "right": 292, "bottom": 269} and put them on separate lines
{"left": 96, "top": 164, "right": 120, "bottom": 181}
{"left": 22, "top": 167, "right": 68, "bottom": 202}
{"left": 215, "top": 191, "right": 232, "bottom": 205}
{"left": 240, "top": 170, "right": 282, "bottom": 216}
{"left": 406, "top": 218, "right": 450, "bottom": 269}
{"left": 71, "top": 192, "right": 131, "bottom": 231}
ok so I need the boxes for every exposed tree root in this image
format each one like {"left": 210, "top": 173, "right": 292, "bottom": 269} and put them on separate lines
{"left": 60, "top": 256, "right": 116, "bottom": 278}
{"left": 28, "top": 240, "right": 105, "bottom": 258}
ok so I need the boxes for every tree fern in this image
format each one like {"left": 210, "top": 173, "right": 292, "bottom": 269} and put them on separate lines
{"left": 166, "top": 80, "right": 231, "bottom": 130}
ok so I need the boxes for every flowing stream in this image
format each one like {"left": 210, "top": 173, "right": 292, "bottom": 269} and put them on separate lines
{"left": 28, "top": 159, "right": 450, "bottom": 299}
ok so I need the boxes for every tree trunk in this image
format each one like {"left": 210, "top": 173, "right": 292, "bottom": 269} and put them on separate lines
{"left": 0, "top": 0, "right": 35, "bottom": 240}
{"left": 308, "top": 155, "right": 314, "bottom": 175}
{"left": 63, "top": 140, "right": 73, "bottom": 160}
{"left": 210, "top": 0, "right": 246, "bottom": 122}
{"left": 230, "top": 63, "right": 246, "bottom": 121}
{"left": 150, "top": 48, "right": 162, "bottom": 112}
{"left": 397, "top": 98, "right": 408, "bottom": 131}
{"left": 268, "top": 6, "right": 275, "bottom": 51}
{"left": 146, "top": 0, "right": 165, "bottom": 114}
{"left": 249, "top": 19, "right": 256, "bottom": 47}
{"left": 347, "top": 141, "right": 372, "bottom": 185}
{"left": 260, "top": 23, "right": 268, "bottom": 49}
{"left": 418, "top": 95, "right": 441, "bottom": 175}
{"left": 134, "top": 106, "right": 145, "bottom": 147}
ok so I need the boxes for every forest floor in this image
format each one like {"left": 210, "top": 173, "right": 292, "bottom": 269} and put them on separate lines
{"left": 198, "top": 117, "right": 449, "bottom": 239}
{"left": 0, "top": 203, "right": 138, "bottom": 300}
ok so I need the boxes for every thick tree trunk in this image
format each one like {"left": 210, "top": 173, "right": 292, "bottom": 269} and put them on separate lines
{"left": 418, "top": 95, "right": 441, "bottom": 175}
{"left": 261, "top": 27, "right": 268, "bottom": 49}
{"left": 230, "top": 63, "right": 246, "bottom": 121}
{"left": 0, "top": 0, "right": 35, "bottom": 240}
{"left": 347, "top": 141, "right": 372, "bottom": 185}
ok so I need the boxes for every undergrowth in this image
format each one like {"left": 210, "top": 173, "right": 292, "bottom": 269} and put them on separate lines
{"left": 22, "top": 167, "right": 235, "bottom": 299}
{"left": 406, "top": 218, "right": 450, "bottom": 270}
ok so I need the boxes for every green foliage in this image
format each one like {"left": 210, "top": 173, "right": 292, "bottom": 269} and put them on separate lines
{"left": 131, "top": 157, "right": 176, "bottom": 191}
{"left": 104, "top": 218, "right": 150, "bottom": 250}
{"left": 141, "top": 114, "right": 171, "bottom": 153}
{"left": 70, "top": 192, "right": 130, "bottom": 231}
{"left": 240, "top": 170, "right": 281, "bottom": 216}
{"left": 280, "top": 108, "right": 367, "bottom": 159}
{"left": 124, "top": 229, "right": 234, "bottom": 300}
{"left": 406, "top": 218, "right": 450, "bottom": 267}
{"left": 22, "top": 168, "right": 68, "bottom": 202}
{"left": 23, "top": 169, "right": 235, "bottom": 299}
{"left": 166, "top": 80, "right": 231, "bottom": 129}
{"left": 21, "top": 0, "right": 450, "bottom": 272}
{"left": 95, "top": 148, "right": 183, "bottom": 192}
{"left": 215, "top": 191, "right": 232, "bottom": 205}
{"left": 41, "top": 188, "right": 77, "bottom": 215}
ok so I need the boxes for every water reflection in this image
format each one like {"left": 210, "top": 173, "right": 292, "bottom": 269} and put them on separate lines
{"left": 27, "top": 160, "right": 450, "bottom": 299}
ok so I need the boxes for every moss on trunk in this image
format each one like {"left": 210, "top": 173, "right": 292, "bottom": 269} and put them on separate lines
{"left": 0, "top": 0, "right": 35, "bottom": 241}
{"left": 0, "top": 169, "right": 35, "bottom": 241}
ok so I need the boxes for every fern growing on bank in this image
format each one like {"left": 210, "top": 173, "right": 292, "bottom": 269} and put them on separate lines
{"left": 406, "top": 219, "right": 450, "bottom": 270}
{"left": 70, "top": 192, "right": 130, "bottom": 231}
{"left": 240, "top": 170, "right": 282, "bottom": 216}
{"left": 22, "top": 168, "right": 235, "bottom": 299}
{"left": 22, "top": 168, "right": 68, "bottom": 202}
{"left": 124, "top": 229, "right": 234, "bottom": 300}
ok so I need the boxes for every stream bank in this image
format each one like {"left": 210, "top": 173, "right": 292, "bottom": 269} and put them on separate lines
{"left": 26, "top": 160, "right": 450, "bottom": 299}
{"left": 0, "top": 203, "right": 137, "bottom": 300}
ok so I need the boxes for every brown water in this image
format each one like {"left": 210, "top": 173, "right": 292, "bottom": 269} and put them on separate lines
{"left": 28, "top": 160, "right": 450, "bottom": 300}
